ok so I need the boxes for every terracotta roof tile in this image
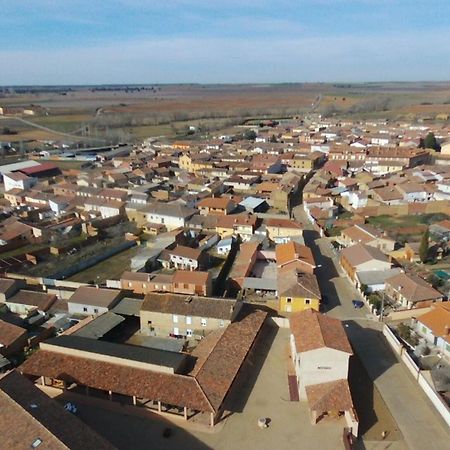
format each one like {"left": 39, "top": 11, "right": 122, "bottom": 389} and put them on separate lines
{"left": 305, "top": 379, "right": 354, "bottom": 413}
{"left": 290, "top": 309, "right": 352, "bottom": 354}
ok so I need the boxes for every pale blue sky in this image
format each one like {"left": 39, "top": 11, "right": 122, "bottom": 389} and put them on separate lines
{"left": 0, "top": 0, "right": 449, "bottom": 84}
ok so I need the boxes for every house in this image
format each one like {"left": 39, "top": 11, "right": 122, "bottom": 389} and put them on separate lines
{"left": 3, "top": 172, "right": 36, "bottom": 192}
{"left": 371, "top": 186, "right": 404, "bottom": 205}
{"left": 278, "top": 270, "right": 321, "bottom": 314}
{"left": 0, "top": 278, "right": 23, "bottom": 302}
{"left": 340, "top": 244, "right": 391, "bottom": 283}
{"left": 385, "top": 272, "right": 443, "bottom": 309}
{"left": 340, "top": 223, "right": 396, "bottom": 252}
{"left": 67, "top": 286, "right": 123, "bottom": 316}
{"left": 265, "top": 218, "right": 303, "bottom": 243}
{"left": 4, "top": 290, "right": 56, "bottom": 317}
{"left": 84, "top": 198, "right": 125, "bottom": 218}
{"left": 133, "top": 203, "right": 197, "bottom": 230}
{"left": 251, "top": 154, "right": 282, "bottom": 174}
{"left": 396, "top": 183, "right": 431, "bottom": 203}
{"left": 275, "top": 241, "right": 316, "bottom": 274}
{"left": 120, "top": 271, "right": 174, "bottom": 295}
{"left": 0, "top": 370, "right": 115, "bottom": 450}
{"left": 140, "top": 292, "right": 242, "bottom": 338}
{"left": 197, "top": 197, "right": 235, "bottom": 216}
{"left": 165, "top": 245, "right": 202, "bottom": 271}
{"left": 413, "top": 302, "right": 450, "bottom": 358}
{"left": 0, "top": 319, "right": 27, "bottom": 357}
{"left": 172, "top": 270, "right": 212, "bottom": 296}
{"left": 289, "top": 309, "right": 358, "bottom": 435}
{"left": 216, "top": 213, "right": 259, "bottom": 241}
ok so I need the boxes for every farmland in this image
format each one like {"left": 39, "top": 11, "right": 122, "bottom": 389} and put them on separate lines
{"left": 1, "top": 82, "right": 450, "bottom": 147}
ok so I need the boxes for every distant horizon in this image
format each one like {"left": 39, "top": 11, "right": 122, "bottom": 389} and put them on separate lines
{"left": 1, "top": 1, "right": 449, "bottom": 85}
{"left": 2, "top": 80, "right": 450, "bottom": 89}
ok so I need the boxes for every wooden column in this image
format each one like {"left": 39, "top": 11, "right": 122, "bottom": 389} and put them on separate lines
{"left": 184, "top": 406, "right": 188, "bottom": 420}
{"left": 85, "top": 386, "right": 90, "bottom": 396}
{"left": 40, "top": 376, "right": 45, "bottom": 386}
{"left": 158, "top": 401, "right": 162, "bottom": 412}
{"left": 108, "top": 390, "right": 112, "bottom": 400}
{"left": 133, "top": 396, "right": 137, "bottom": 406}
{"left": 210, "top": 412, "right": 215, "bottom": 427}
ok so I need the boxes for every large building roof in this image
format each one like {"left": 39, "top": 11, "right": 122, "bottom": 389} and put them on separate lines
{"left": 0, "top": 160, "right": 41, "bottom": 175}
{"left": 141, "top": 292, "right": 237, "bottom": 320}
{"left": 290, "top": 309, "right": 352, "bottom": 354}
{"left": 0, "top": 370, "right": 115, "bottom": 450}
{"left": 194, "top": 308, "right": 267, "bottom": 411}
{"left": 43, "top": 335, "right": 187, "bottom": 371}
{"left": 20, "top": 308, "right": 267, "bottom": 414}
{"left": 20, "top": 350, "right": 213, "bottom": 412}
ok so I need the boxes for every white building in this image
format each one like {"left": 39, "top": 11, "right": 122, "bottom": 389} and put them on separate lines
{"left": 142, "top": 203, "right": 197, "bottom": 231}
{"left": 289, "top": 309, "right": 358, "bottom": 435}
{"left": 67, "top": 286, "right": 122, "bottom": 316}
{"left": 3, "top": 172, "right": 36, "bottom": 192}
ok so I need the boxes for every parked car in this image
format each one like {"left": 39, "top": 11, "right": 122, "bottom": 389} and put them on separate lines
{"left": 352, "top": 300, "right": 364, "bottom": 309}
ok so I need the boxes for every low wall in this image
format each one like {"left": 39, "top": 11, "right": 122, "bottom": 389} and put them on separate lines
{"left": 382, "top": 325, "right": 403, "bottom": 355}
{"left": 382, "top": 324, "right": 450, "bottom": 427}
{"left": 387, "top": 307, "right": 431, "bottom": 322}
{"left": 417, "top": 373, "right": 450, "bottom": 427}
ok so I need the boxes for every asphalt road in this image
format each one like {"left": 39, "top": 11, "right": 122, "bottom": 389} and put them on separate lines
{"left": 294, "top": 207, "right": 450, "bottom": 449}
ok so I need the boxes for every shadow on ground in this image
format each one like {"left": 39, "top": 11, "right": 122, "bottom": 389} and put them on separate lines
{"left": 303, "top": 229, "right": 342, "bottom": 312}
{"left": 221, "top": 322, "right": 278, "bottom": 417}
{"left": 52, "top": 391, "right": 213, "bottom": 450}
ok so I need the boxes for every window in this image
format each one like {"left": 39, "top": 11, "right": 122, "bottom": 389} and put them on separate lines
{"left": 186, "top": 329, "right": 193, "bottom": 337}
{"left": 305, "top": 299, "right": 311, "bottom": 305}
{"left": 201, "top": 318, "right": 207, "bottom": 327}
{"left": 286, "top": 297, "right": 292, "bottom": 303}
{"left": 143, "top": 283, "right": 147, "bottom": 288}
{"left": 186, "top": 316, "right": 192, "bottom": 325}
{"left": 219, "top": 320, "right": 225, "bottom": 328}
{"left": 184, "top": 283, "right": 189, "bottom": 289}
{"left": 83, "top": 307, "right": 88, "bottom": 312}
{"left": 93, "top": 308, "right": 98, "bottom": 314}
{"left": 422, "top": 326, "right": 427, "bottom": 333}
{"left": 173, "top": 315, "right": 179, "bottom": 323}
{"left": 128, "top": 282, "right": 132, "bottom": 287}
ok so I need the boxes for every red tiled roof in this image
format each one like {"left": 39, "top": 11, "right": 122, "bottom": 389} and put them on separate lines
{"left": 20, "top": 162, "right": 60, "bottom": 175}
{"left": 305, "top": 379, "right": 354, "bottom": 413}
{"left": 195, "top": 309, "right": 267, "bottom": 411}
{"left": 20, "top": 350, "right": 214, "bottom": 412}
{"left": 0, "top": 370, "right": 115, "bottom": 450}
{"left": 290, "top": 309, "right": 352, "bottom": 354}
